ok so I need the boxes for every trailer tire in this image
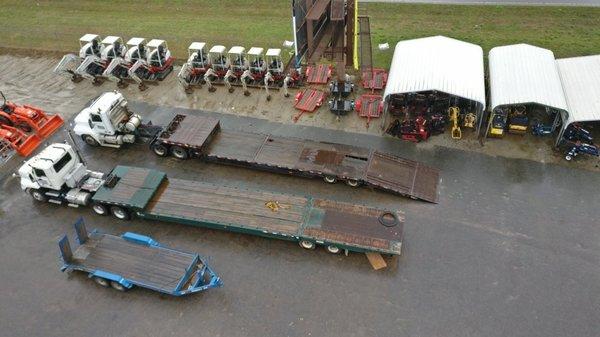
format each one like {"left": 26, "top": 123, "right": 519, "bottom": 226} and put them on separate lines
{"left": 345, "top": 179, "right": 360, "bottom": 187}
{"left": 93, "top": 277, "right": 109, "bottom": 287}
{"left": 92, "top": 203, "right": 108, "bottom": 216}
{"left": 323, "top": 176, "right": 337, "bottom": 184}
{"left": 110, "top": 281, "right": 127, "bottom": 292}
{"left": 379, "top": 212, "right": 399, "bottom": 227}
{"left": 28, "top": 189, "right": 48, "bottom": 202}
{"left": 110, "top": 206, "right": 130, "bottom": 220}
{"left": 326, "top": 245, "right": 341, "bottom": 254}
{"left": 299, "top": 240, "right": 316, "bottom": 250}
{"left": 82, "top": 135, "right": 99, "bottom": 147}
{"left": 152, "top": 143, "right": 168, "bottom": 157}
{"left": 170, "top": 146, "right": 188, "bottom": 160}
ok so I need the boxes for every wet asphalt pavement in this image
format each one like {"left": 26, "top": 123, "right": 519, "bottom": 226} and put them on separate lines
{"left": 0, "top": 102, "right": 598, "bottom": 337}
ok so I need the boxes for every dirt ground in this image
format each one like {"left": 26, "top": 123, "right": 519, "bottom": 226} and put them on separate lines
{"left": 0, "top": 53, "right": 598, "bottom": 171}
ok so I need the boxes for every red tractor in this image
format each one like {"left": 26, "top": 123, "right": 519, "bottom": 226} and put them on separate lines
{"left": 0, "top": 91, "right": 64, "bottom": 138}
{"left": 0, "top": 124, "right": 41, "bottom": 157}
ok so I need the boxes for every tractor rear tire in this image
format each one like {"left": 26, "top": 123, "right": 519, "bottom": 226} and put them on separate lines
{"left": 92, "top": 203, "right": 108, "bottom": 216}
{"left": 152, "top": 143, "right": 168, "bottom": 157}
{"left": 0, "top": 116, "right": 12, "bottom": 126}
{"left": 170, "top": 146, "right": 188, "bottom": 160}
{"left": 110, "top": 206, "right": 130, "bottom": 220}
{"left": 16, "top": 122, "right": 32, "bottom": 133}
{"left": 28, "top": 189, "right": 48, "bottom": 202}
{"left": 82, "top": 135, "right": 99, "bottom": 147}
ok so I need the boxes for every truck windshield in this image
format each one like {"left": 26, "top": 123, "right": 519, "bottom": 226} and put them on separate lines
{"left": 53, "top": 152, "right": 72, "bottom": 173}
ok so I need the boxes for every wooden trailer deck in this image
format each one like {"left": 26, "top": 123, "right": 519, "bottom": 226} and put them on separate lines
{"left": 155, "top": 114, "right": 440, "bottom": 203}
{"left": 142, "top": 176, "right": 404, "bottom": 255}
{"left": 70, "top": 231, "right": 198, "bottom": 292}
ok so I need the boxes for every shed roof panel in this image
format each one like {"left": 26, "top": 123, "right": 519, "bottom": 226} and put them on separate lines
{"left": 489, "top": 44, "right": 568, "bottom": 112}
{"left": 383, "top": 36, "right": 486, "bottom": 109}
{"left": 557, "top": 55, "right": 600, "bottom": 127}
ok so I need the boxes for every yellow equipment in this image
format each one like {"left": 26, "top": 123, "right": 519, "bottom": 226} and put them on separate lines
{"left": 448, "top": 106, "right": 462, "bottom": 139}
{"left": 464, "top": 113, "right": 476, "bottom": 128}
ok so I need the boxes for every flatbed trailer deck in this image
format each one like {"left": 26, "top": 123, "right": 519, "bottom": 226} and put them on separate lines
{"left": 58, "top": 218, "right": 222, "bottom": 296}
{"left": 151, "top": 114, "right": 440, "bottom": 203}
{"left": 91, "top": 166, "right": 405, "bottom": 255}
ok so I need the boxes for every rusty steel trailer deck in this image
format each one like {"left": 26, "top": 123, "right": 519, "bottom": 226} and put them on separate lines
{"left": 151, "top": 114, "right": 441, "bottom": 203}
{"left": 90, "top": 166, "right": 404, "bottom": 255}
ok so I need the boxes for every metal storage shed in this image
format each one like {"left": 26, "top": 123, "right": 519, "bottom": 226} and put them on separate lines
{"left": 489, "top": 44, "right": 568, "bottom": 113}
{"left": 487, "top": 44, "right": 568, "bottom": 141}
{"left": 556, "top": 55, "right": 600, "bottom": 141}
{"left": 383, "top": 36, "right": 486, "bottom": 131}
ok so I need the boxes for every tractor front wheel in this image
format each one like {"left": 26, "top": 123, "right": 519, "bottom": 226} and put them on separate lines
{"left": 152, "top": 143, "right": 168, "bottom": 157}
{"left": 82, "top": 135, "right": 99, "bottom": 147}
{"left": 110, "top": 206, "right": 130, "bottom": 220}
{"left": 28, "top": 189, "right": 48, "bottom": 202}
{"left": 170, "top": 146, "right": 188, "bottom": 160}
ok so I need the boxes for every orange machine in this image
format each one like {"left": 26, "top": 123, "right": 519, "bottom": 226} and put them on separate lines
{"left": 0, "top": 91, "right": 64, "bottom": 138}
{"left": 0, "top": 124, "right": 42, "bottom": 157}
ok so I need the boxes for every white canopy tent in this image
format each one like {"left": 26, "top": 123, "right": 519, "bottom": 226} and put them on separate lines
{"left": 383, "top": 36, "right": 487, "bottom": 131}
{"left": 556, "top": 55, "right": 600, "bottom": 140}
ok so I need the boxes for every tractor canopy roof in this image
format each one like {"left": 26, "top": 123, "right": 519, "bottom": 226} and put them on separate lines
{"left": 101, "top": 36, "right": 123, "bottom": 46}
{"left": 147, "top": 39, "right": 167, "bottom": 49}
{"left": 126, "top": 37, "right": 146, "bottom": 47}
{"left": 228, "top": 46, "right": 245, "bottom": 55}
{"left": 80, "top": 34, "right": 100, "bottom": 43}
{"left": 266, "top": 48, "right": 282, "bottom": 57}
{"left": 247, "top": 47, "right": 264, "bottom": 56}
{"left": 209, "top": 45, "right": 226, "bottom": 54}
{"left": 189, "top": 42, "right": 206, "bottom": 52}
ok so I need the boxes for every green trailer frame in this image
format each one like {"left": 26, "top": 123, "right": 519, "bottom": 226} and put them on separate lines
{"left": 92, "top": 165, "right": 404, "bottom": 255}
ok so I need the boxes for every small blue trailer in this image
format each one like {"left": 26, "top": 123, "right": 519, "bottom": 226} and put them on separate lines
{"left": 58, "top": 218, "right": 222, "bottom": 296}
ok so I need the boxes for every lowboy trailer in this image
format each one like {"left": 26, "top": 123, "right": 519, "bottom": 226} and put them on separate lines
{"left": 72, "top": 93, "right": 440, "bottom": 203}
{"left": 59, "top": 218, "right": 222, "bottom": 296}
{"left": 18, "top": 144, "right": 404, "bottom": 256}
{"left": 151, "top": 114, "right": 441, "bottom": 203}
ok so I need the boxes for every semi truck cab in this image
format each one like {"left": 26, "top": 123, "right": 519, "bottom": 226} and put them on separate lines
{"left": 17, "top": 143, "right": 105, "bottom": 207}
{"left": 73, "top": 91, "right": 143, "bottom": 147}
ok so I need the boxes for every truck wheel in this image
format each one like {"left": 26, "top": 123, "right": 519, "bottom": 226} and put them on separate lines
{"left": 323, "top": 176, "right": 337, "bottom": 184}
{"left": 152, "top": 143, "right": 168, "bottom": 157}
{"left": 28, "top": 189, "right": 48, "bottom": 202}
{"left": 345, "top": 179, "right": 359, "bottom": 187}
{"left": 110, "top": 281, "right": 127, "bottom": 292}
{"left": 93, "top": 277, "right": 109, "bottom": 287}
{"left": 92, "top": 203, "right": 108, "bottom": 216}
{"left": 110, "top": 206, "right": 130, "bottom": 220}
{"left": 170, "top": 146, "right": 188, "bottom": 160}
{"left": 299, "top": 240, "right": 316, "bottom": 250}
{"left": 326, "top": 245, "right": 341, "bottom": 254}
{"left": 82, "top": 135, "right": 99, "bottom": 146}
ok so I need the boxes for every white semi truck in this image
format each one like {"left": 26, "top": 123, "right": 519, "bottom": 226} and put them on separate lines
{"left": 72, "top": 91, "right": 159, "bottom": 148}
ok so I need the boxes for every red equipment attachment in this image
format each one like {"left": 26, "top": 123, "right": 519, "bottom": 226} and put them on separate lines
{"left": 294, "top": 89, "right": 326, "bottom": 122}
{"left": 0, "top": 92, "right": 64, "bottom": 138}
{"left": 0, "top": 124, "right": 42, "bottom": 157}
{"left": 355, "top": 94, "right": 383, "bottom": 128}
{"left": 361, "top": 68, "right": 388, "bottom": 91}
{"left": 400, "top": 116, "right": 429, "bottom": 143}
{"left": 305, "top": 64, "right": 332, "bottom": 84}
